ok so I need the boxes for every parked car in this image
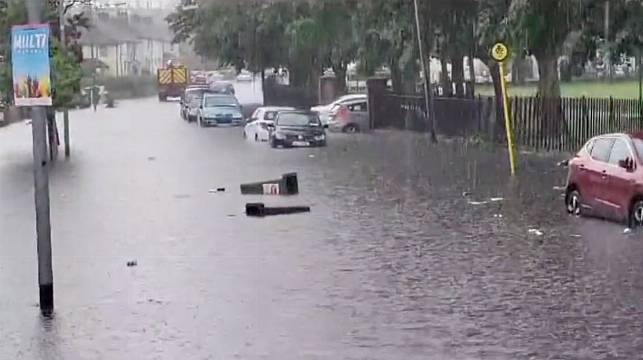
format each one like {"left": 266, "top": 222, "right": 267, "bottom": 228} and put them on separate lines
{"left": 328, "top": 99, "right": 369, "bottom": 133}
{"left": 196, "top": 93, "right": 243, "bottom": 127}
{"left": 244, "top": 106, "right": 295, "bottom": 142}
{"left": 311, "top": 94, "right": 367, "bottom": 125}
{"left": 565, "top": 133, "right": 643, "bottom": 227}
{"left": 210, "top": 81, "right": 235, "bottom": 95}
{"left": 269, "top": 110, "right": 327, "bottom": 148}
{"left": 236, "top": 70, "right": 253, "bottom": 82}
{"left": 180, "top": 86, "right": 212, "bottom": 121}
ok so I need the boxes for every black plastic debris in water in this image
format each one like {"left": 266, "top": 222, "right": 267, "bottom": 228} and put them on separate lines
{"left": 240, "top": 173, "right": 298, "bottom": 195}
{"left": 245, "top": 203, "right": 310, "bottom": 217}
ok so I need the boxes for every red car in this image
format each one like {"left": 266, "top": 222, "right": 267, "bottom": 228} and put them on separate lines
{"left": 565, "top": 133, "right": 643, "bottom": 227}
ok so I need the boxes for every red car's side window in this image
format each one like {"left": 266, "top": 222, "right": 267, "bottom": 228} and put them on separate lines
{"left": 590, "top": 138, "right": 615, "bottom": 163}
{"left": 584, "top": 139, "right": 594, "bottom": 155}
{"left": 608, "top": 139, "right": 631, "bottom": 165}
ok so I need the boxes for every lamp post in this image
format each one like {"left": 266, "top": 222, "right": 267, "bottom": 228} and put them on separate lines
{"left": 412, "top": 0, "right": 437, "bottom": 142}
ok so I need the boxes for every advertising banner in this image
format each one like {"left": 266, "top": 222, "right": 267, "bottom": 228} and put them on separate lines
{"left": 12, "top": 24, "right": 52, "bottom": 107}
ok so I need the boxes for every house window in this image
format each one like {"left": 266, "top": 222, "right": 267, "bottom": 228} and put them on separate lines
{"left": 99, "top": 46, "right": 108, "bottom": 58}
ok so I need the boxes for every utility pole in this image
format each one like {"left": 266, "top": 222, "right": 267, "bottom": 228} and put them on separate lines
{"left": 26, "top": 0, "right": 54, "bottom": 316}
{"left": 58, "top": 0, "right": 70, "bottom": 157}
{"left": 638, "top": 48, "right": 642, "bottom": 120}
{"left": 604, "top": 0, "right": 612, "bottom": 80}
{"left": 413, "top": 0, "right": 437, "bottom": 142}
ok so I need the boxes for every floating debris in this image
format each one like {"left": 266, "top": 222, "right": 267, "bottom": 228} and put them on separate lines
{"left": 462, "top": 191, "right": 471, "bottom": 197}
{"left": 624, "top": 228, "right": 632, "bottom": 234}
{"left": 489, "top": 197, "right": 504, "bottom": 202}
{"left": 528, "top": 229, "right": 544, "bottom": 236}
{"left": 553, "top": 186, "right": 566, "bottom": 191}
{"left": 147, "top": 156, "right": 156, "bottom": 161}
{"left": 308, "top": 154, "right": 316, "bottom": 158}
{"left": 493, "top": 214, "right": 504, "bottom": 218}
{"left": 126, "top": 260, "right": 138, "bottom": 267}
{"left": 246, "top": 203, "right": 311, "bottom": 217}
{"left": 570, "top": 234, "right": 582, "bottom": 238}
{"left": 468, "top": 200, "right": 489, "bottom": 206}
{"left": 208, "top": 188, "right": 226, "bottom": 193}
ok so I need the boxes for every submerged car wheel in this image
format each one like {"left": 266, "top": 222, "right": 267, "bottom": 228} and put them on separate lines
{"left": 343, "top": 124, "right": 359, "bottom": 133}
{"left": 629, "top": 200, "right": 643, "bottom": 228}
{"left": 565, "top": 189, "right": 582, "bottom": 216}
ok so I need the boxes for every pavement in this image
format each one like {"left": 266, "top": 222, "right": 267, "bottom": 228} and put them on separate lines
{"left": 2, "top": 81, "right": 643, "bottom": 359}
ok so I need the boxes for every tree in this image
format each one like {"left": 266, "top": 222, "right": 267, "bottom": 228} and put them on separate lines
{"left": 51, "top": 40, "right": 82, "bottom": 109}
{"left": 510, "top": 0, "right": 586, "bottom": 98}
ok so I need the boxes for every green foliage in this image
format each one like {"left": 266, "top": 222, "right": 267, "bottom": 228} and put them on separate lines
{"left": 51, "top": 40, "right": 82, "bottom": 109}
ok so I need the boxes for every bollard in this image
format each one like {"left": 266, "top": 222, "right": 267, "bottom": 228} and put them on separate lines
{"left": 246, "top": 203, "right": 311, "bottom": 217}
{"left": 240, "top": 173, "right": 298, "bottom": 195}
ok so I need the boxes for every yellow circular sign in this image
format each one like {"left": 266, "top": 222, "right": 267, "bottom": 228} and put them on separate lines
{"left": 491, "top": 43, "right": 509, "bottom": 62}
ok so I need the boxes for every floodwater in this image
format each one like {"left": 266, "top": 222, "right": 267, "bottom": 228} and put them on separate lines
{"left": 2, "top": 81, "right": 643, "bottom": 359}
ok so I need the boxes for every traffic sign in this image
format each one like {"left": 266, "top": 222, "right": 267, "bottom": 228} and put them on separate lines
{"left": 491, "top": 42, "right": 509, "bottom": 62}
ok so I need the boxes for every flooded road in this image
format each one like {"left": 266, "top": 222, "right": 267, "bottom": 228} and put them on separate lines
{"left": 2, "top": 85, "right": 643, "bottom": 359}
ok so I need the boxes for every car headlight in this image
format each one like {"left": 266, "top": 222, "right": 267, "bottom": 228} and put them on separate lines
{"left": 274, "top": 132, "right": 286, "bottom": 140}
{"left": 314, "top": 134, "right": 326, "bottom": 141}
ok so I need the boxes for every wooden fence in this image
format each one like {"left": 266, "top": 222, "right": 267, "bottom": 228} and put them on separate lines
{"left": 367, "top": 78, "right": 643, "bottom": 153}
{"left": 374, "top": 90, "right": 500, "bottom": 138}
{"left": 511, "top": 97, "right": 643, "bottom": 152}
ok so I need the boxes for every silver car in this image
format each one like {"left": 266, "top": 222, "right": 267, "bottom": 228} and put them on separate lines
{"left": 311, "top": 94, "right": 367, "bottom": 125}
{"left": 328, "top": 99, "right": 369, "bottom": 133}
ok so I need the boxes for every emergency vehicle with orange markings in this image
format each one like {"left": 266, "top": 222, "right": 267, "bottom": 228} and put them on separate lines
{"left": 157, "top": 60, "right": 188, "bottom": 101}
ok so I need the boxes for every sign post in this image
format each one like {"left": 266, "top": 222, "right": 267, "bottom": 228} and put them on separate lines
{"left": 12, "top": 21, "right": 54, "bottom": 315}
{"left": 492, "top": 42, "right": 518, "bottom": 176}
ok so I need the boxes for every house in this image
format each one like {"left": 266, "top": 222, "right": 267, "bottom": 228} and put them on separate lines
{"left": 78, "top": 7, "right": 179, "bottom": 78}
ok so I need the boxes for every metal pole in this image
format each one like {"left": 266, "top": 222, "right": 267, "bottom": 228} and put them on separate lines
{"left": 638, "top": 48, "right": 642, "bottom": 104}
{"left": 413, "top": 0, "right": 437, "bottom": 142}
{"left": 639, "top": 48, "right": 642, "bottom": 121}
{"left": 26, "top": 0, "right": 54, "bottom": 315}
{"left": 605, "top": 0, "right": 611, "bottom": 80}
{"left": 59, "top": 0, "right": 70, "bottom": 157}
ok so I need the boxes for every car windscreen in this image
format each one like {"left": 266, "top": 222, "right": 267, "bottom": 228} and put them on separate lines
{"left": 204, "top": 96, "right": 238, "bottom": 107}
{"left": 276, "top": 113, "right": 321, "bottom": 127}
{"left": 264, "top": 111, "right": 280, "bottom": 120}
{"left": 186, "top": 90, "right": 206, "bottom": 100}
{"left": 186, "top": 93, "right": 203, "bottom": 104}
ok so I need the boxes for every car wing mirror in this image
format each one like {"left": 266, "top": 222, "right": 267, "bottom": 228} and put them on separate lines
{"left": 323, "top": 124, "right": 329, "bottom": 129}
{"left": 619, "top": 158, "right": 635, "bottom": 171}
